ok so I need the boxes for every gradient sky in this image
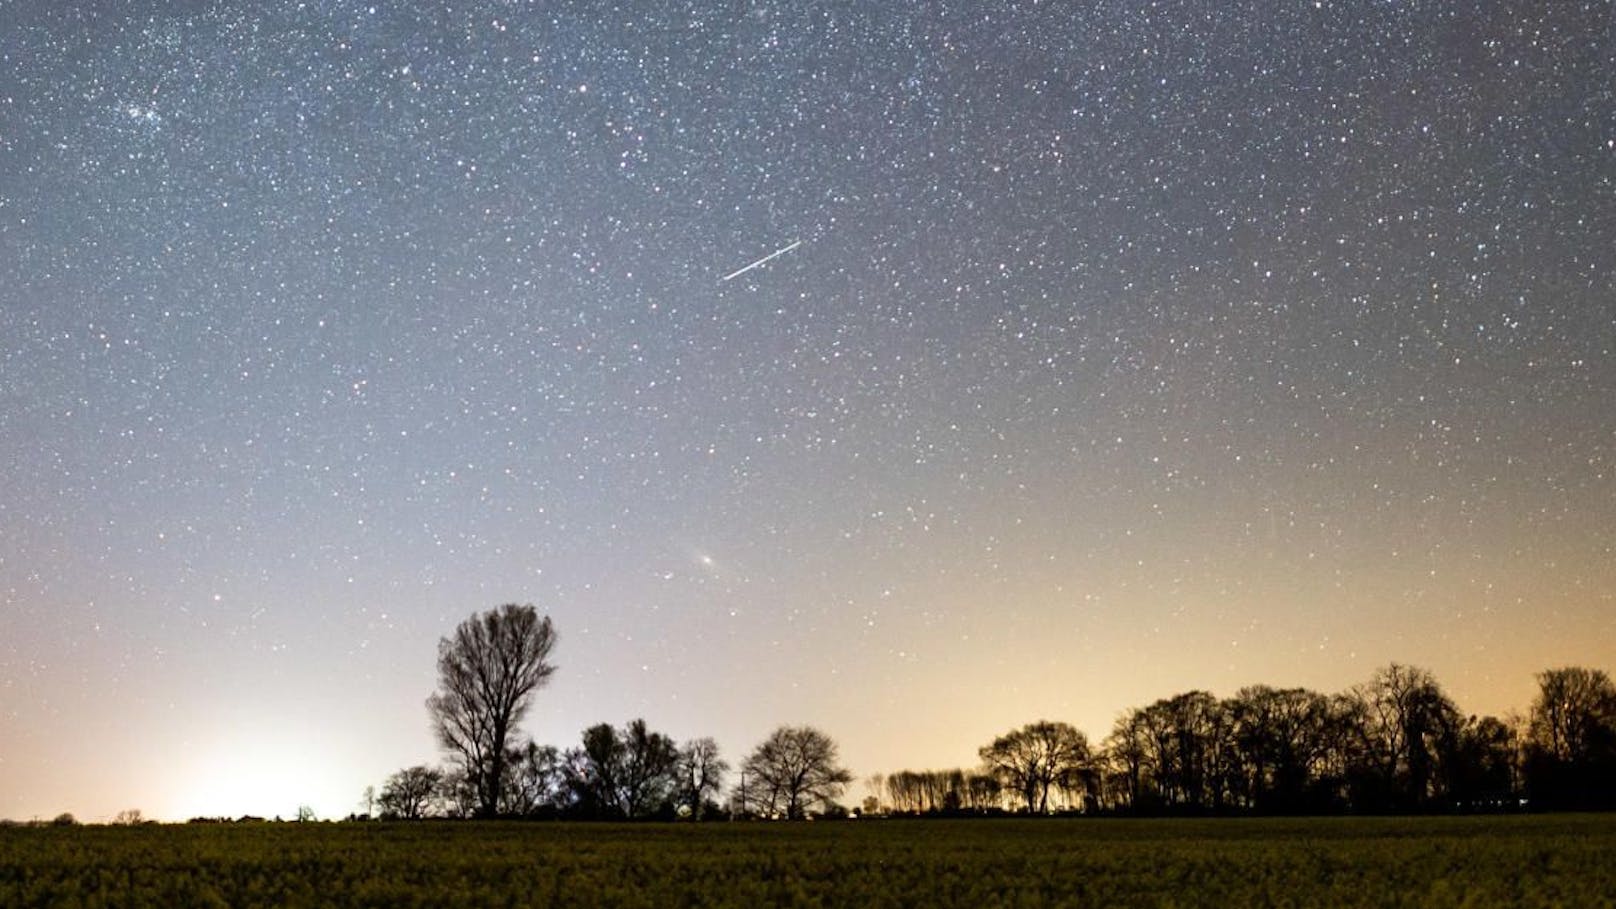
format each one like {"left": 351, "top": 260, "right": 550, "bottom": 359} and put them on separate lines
{"left": 2, "top": 1, "right": 1613, "bottom": 822}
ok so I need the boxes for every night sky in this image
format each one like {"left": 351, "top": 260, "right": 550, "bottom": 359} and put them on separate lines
{"left": 2, "top": 1, "right": 1613, "bottom": 822}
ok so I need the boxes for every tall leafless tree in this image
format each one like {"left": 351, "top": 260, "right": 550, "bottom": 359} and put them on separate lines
{"left": 427, "top": 603, "right": 558, "bottom": 817}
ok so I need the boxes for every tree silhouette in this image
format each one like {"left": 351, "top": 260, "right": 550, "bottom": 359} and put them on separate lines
{"left": 1446, "top": 715, "right": 1518, "bottom": 808}
{"left": 1226, "top": 685, "right": 1335, "bottom": 813}
{"left": 1132, "top": 692, "right": 1232, "bottom": 811}
{"left": 427, "top": 603, "right": 558, "bottom": 818}
{"left": 619, "top": 719, "right": 680, "bottom": 818}
{"left": 500, "top": 740, "right": 563, "bottom": 817}
{"left": 741, "top": 726, "right": 853, "bottom": 819}
{"left": 563, "top": 719, "right": 680, "bottom": 818}
{"left": 1347, "top": 663, "right": 1461, "bottom": 811}
{"left": 1526, "top": 667, "right": 1616, "bottom": 808}
{"left": 564, "top": 723, "right": 627, "bottom": 818}
{"left": 379, "top": 765, "right": 443, "bottom": 819}
{"left": 1529, "top": 668, "right": 1616, "bottom": 765}
{"left": 880, "top": 768, "right": 1000, "bottom": 814}
{"left": 979, "top": 721, "right": 1090, "bottom": 813}
{"left": 434, "top": 767, "right": 479, "bottom": 819}
{"left": 676, "top": 737, "right": 728, "bottom": 819}
{"left": 1100, "top": 709, "right": 1152, "bottom": 811}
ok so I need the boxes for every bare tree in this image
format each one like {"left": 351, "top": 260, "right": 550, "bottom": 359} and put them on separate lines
{"left": 434, "top": 767, "right": 479, "bottom": 819}
{"left": 1529, "top": 667, "right": 1616, "bottom": 764}
{"left": 619, "top": 719, "right": 680, "bottom": 818}
{"left": 1349, "top": 663, "right": 1461, "bottom": 810}
{"left": 1525, "top": 667, "right": 1616, "bottom": 808}
{"left": 564, "top": 723, "right": 627, "bottom": 818}
{"left": 979, "top": 721, "right": 1091, "bottom": 813}
{"left": 563, "top": 719, "right": 681, "bottom": 818}
{"left": 1148, "top": 691, "right": 1236, "bottom": 811}
{"left": 501, "top": 740, "right": 563, "bottom": 817}
{"left": 877, "top": 768, "right": 992, "bottom": 814}
{"left": 1227, "top": 685, "right": 1335, "bottom": 813}
{"left": 965, "top": 771, "right": 1003, "bottom": 811}
{"left": 427, "top": 603, "right": 558, "bottom": 818}
{"left": 741, "top": 726, "right": 853, "bottom": 819}
{"left": 1101, "top": 709, "right": 1152, "bottom": 811}
{"left": 885, "top": 770, "right": 925, "bottom": 813}
{"left": 677, "top": 737, "right": 728, "bottom": 819}
{"left": 379, "top": 765, "right": 443, "bottom": 819}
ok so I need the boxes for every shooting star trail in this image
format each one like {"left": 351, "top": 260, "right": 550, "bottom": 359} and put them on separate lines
{"left": 721, "top": 239, "right": 802, "bottom": 282}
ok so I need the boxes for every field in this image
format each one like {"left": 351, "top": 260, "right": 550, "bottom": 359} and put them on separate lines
{"left": 3, "top": 814, "right": 1614, "bottom": 908}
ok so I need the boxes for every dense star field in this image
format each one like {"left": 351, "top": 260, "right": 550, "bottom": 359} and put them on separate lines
{"left": 1, "top": 2, "right": 1613, "bottom": 820}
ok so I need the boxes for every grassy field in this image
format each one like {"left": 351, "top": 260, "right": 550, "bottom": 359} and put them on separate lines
{"left": 3, "top": 814, "right": 1614, "bottom": 908}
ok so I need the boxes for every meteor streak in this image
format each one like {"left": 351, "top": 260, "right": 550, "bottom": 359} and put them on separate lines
{"left": 721, "top": 239, "right": 802, "bottom": 281}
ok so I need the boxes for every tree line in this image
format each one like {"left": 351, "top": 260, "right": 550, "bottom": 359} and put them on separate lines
{"left": 877, "top": 664, "right": 1616, "bottom": 816}
{"left": 375, "top": 604, "right": 1616, "bottom": 821}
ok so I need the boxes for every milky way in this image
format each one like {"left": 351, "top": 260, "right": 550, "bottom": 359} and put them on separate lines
{"left": 1, "top": 1, "right": 1612, "bottom": 820}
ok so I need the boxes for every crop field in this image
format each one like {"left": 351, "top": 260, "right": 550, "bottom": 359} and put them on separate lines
{"left": 3, "top": 814, "right": 1614, "bottom": 908}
